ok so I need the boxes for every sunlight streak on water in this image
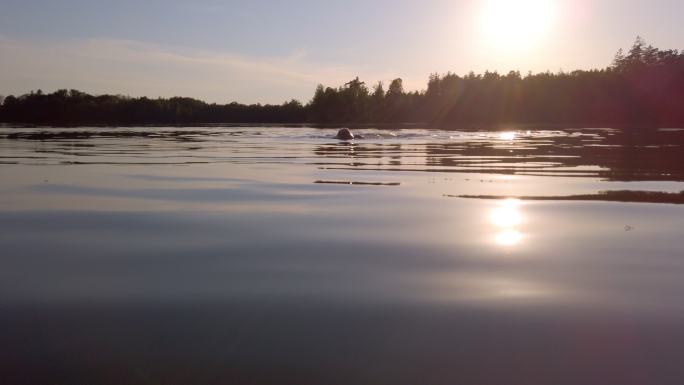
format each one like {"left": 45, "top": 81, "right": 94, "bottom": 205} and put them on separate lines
{"left": 499, "top": 131, "right": 517, "bottom": 141}
{"left": 495, "top": 230, "right": 524, "bottom": 246}
{"left": 490, "top": 199, "right": 524, "bottom": 246}
{"left": 490, "top": 198, "right": 522, "bottom": 228}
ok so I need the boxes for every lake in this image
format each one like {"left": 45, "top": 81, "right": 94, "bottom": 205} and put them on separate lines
{"left": 1, "top": 126, "right": 684, "bottom": 385}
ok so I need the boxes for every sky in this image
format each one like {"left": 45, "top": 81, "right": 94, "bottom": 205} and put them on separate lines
{"left": 1, "top": 0, "right": 682, "bottom": 104}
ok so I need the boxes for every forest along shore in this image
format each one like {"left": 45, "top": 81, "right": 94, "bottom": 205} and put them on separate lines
{"left": 1, "top": 38, "right": 683, "bottom": 127}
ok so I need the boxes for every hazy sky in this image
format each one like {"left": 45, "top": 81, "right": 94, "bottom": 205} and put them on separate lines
{"left": 1, "top": 0, "right": 682, "bottom": 103}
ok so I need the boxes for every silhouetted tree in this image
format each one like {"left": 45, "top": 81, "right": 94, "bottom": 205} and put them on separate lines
{"left": 388, "top": 78, "right": 404, "bottom": 96}
{"left": 2, "top": 37, "right": 683, "bottom": 126}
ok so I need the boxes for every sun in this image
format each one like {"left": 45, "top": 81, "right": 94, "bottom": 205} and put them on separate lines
{"left": 479, "top": 0, "right": 557, "bottom": 51}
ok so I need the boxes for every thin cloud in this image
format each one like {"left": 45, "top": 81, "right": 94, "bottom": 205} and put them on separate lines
{"left": 0, "top": 36, "right": 401, "bottom": 104}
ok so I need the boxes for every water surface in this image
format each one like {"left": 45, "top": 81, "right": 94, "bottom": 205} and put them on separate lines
{"left": 1, "top": 126, "right": 684, "bottom": 385}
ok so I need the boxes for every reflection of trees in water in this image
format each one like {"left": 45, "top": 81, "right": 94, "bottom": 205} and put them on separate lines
{"left": 314, "top": 129, "right": 684, "bottom": 181}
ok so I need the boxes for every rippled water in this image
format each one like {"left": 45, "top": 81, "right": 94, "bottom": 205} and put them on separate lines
{"left": 1, "top": 126, "right": 684, "bottom": 385}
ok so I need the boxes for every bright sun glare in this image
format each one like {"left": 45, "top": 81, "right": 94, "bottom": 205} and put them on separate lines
{"left": 480, "top": 0, "right": 557, "bottom": 50}
{"left": 499, "top": 131, "right": 516, "bottom": 141}
{"left": 491, "top": 199, "right": 524, "bottom": 247}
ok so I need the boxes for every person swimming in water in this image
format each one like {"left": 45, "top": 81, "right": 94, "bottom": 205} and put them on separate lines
{"left": 335, "top": 128, "right": 363, "bottom": 140}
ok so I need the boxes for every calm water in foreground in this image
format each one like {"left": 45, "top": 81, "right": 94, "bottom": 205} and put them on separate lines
{"left": 2, "top": 126, "right": 684, "bottom": 385}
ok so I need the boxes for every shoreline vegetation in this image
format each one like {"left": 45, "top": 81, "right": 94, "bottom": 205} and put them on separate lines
{"left": 1, "top": 38, "right": 683, "bottom": 127}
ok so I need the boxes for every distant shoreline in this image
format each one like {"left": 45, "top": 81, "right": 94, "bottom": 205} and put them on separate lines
{"left": 1, "top": 122, "right": 682, "bottom": 130}
{"left": 2, "top": 39, "right": 683, "bottom": 127}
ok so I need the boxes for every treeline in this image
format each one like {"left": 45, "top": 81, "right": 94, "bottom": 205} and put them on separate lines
{"left": 0, "top": 93, "right": 307, "bottom": 125}
{"left": 1, "top": 37, "right": 683, "bottom": 126}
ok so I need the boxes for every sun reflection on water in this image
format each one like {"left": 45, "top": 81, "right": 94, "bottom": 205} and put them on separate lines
{"left": 490, "top": 198, "right": 522, "bottom": 227}
{"left": 499, "top": 131, "right": 517, "bottom": 141}
{"left": 490, "top": 198, "right": 524, "bottom": 246}
{"left": 495, "top": 230, "right": 523, "bottom": 246}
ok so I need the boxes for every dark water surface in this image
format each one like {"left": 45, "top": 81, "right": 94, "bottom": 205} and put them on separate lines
{"left": 1, "top": 126, "right": 684, "bottom": 385}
